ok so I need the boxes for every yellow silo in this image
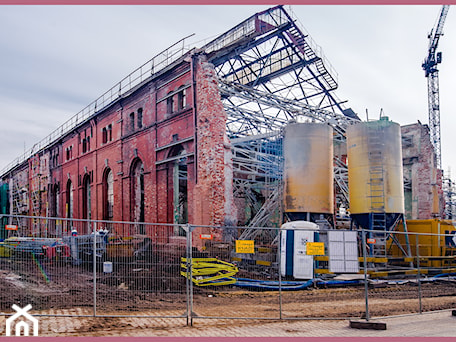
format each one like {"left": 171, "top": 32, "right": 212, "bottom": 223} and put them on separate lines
{"left": 346, "top": 117, "right": 404, "bottom": 229}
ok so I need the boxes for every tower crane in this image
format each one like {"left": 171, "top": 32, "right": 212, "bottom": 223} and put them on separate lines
{"left": 422, "top": 5, "right": 450, "bottom": 170}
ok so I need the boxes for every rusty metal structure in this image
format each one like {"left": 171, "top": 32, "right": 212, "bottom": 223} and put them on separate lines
{"left": 204, "top": 6, "right": 358, "bottom": 234}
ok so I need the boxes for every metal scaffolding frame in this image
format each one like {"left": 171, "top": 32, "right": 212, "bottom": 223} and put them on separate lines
{"left": 443, "top": 169, "right": 456, "bottom": 219}
{"left": 205, "top": 5, "right": 359, "bottom": 229}
{"left": 1, "top": 5, "right": 359, "bottom": 233}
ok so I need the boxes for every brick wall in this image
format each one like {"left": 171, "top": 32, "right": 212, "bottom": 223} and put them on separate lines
{"left": 1, "top": 53, "right": 240, "bottom": 242}
{"left": 401, "top": 123, "right": 444, "bottom": 219}
{"left": 193, "top": 55, "right": 236, "bottom": 241}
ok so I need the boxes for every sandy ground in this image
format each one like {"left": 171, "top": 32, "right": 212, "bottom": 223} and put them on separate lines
{"left": 0, "top": 255, "right": 455, "bottom": 337}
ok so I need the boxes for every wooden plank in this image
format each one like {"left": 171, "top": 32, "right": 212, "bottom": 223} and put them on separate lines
{"left": 349, "top": 320, "right": 387, "bottom": 330}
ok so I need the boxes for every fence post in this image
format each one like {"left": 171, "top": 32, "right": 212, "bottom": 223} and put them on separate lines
{"left": 184, "top": 224, "right": 194, "bottom": 326}
{"left": 189, "top": 224, "right": 194, "bottom": 326}
{"left": 92, "top": 220, "right": 97, "bottom": 317}
{"left": 415, "top": 233, "right": 422, "bottom": 314}
{"left": 278, "top": 227, "right": 282, "bottom": 320}
{"left": 362, "top": 229, "right": 370, "bottom": 321}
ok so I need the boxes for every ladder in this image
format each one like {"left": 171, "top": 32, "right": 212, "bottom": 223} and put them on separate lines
{"left": 285, "top": 25, "right": 338, "bottom": 90}
{"left": 367, "top": 130, "right": 387, "bottom": 257}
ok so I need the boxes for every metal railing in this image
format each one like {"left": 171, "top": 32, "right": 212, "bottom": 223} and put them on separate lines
{"left": 0, "top": 35, "right": 194, "bottom": 177}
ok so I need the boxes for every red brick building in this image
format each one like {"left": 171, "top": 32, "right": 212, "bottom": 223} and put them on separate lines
{"left": 0, "top": 6, "right": 447, "bottom": 242}
{"left": 5, "top": 52, "right": 236, "bottom": 238}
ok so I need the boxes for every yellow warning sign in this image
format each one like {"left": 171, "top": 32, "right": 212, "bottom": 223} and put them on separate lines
{"left": 235, "top": 240, "right": 255, "bottom": 254}
{"left": 306, "top": 242, "right": 325, "bottom": 255}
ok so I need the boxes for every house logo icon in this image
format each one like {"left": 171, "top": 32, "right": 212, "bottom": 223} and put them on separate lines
{"left": 6, "top": 304, "right": 39, "bottom": 336}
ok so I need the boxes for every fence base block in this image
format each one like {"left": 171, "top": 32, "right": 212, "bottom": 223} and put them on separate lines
{"left": 452, "top": 310, "right": 456, "bottom": 317}
{"left": 349, "top": 320, "right": 387, "bottom": 330}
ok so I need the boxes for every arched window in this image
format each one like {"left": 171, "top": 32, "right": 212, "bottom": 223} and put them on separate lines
{"left": 66, "top": 180, "right": 73, "bottom": 219}
{"left": 49, "top": 184, "right": 59, "bottom": 217}
{"left": 169, "top": 145, "right": 188, "bottom": 235}
{"left": 131, "top": 158, "right": 145, "bottom": 234}
{"left": 129, "top": 112, "right": 135, "bottom": 131}
{"left": 103, "top": 168, "right": 114, "bottom": 221}
{"left": 82, "top": 174, "right": 91, "bottom": 221}
{"left": 166, "top": 92, "right": 174, "bottom": 114}
{"left": 137, "top": 108, "right": 143, "bottom": 129}
{"left": 177, "top": 87, "right": 186, "bottom": 110}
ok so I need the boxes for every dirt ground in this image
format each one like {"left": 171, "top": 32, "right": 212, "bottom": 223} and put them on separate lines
{"left": 0, "top": 255, "right": 456, "bottom": 323}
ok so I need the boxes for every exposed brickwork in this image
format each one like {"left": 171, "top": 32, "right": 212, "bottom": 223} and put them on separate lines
{"left": 193, "top": 55, "right": 236, "bottom": 241}
{"left": 0, "top": 53, "right": 238, "bottom": 245}
{"left": 402, "top": 123, "right": 445, "bottom": 219}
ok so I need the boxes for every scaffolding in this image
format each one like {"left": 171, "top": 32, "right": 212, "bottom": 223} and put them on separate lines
{"left": 206, "top": 6, "right": 359, "bottom": 229}
{"left": 443, "top": 169, "right": 456, "bottom": 219}
{"left": 1, "top": 6, "right": 358, "bottom": 233}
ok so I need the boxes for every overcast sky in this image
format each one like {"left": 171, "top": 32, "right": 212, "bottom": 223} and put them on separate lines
{"left": 0, "top": 5, "right": 455, "bottom": 177}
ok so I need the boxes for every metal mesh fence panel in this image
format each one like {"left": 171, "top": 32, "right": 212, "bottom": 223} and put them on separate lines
{"left": 364, "top": 229, "right": 456, "bottom": 319}
{"left": 0, "top": 216, "right": 94, "bottom": 314}
{"left": 188, "top": 225, "right": 281, "bottom": 319}
{"left": 0, "top": 215, "right": 188, "bottom": 319}
{"left": 279, "top": 227, "right": 365, "bottom": 319}
{"left": 93, "top": 221, "right": 188, "bottom": 317}
{"left": 1, "top": 214, "right": 456, "bottom": 322}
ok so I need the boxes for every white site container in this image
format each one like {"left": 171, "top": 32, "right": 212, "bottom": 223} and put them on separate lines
{"left": 280, "top": 221, "right": 319, "bottom": 280}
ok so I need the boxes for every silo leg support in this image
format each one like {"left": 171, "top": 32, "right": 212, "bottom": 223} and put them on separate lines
{"left": 401, "top": 216, "right": 414, "bottom": 268}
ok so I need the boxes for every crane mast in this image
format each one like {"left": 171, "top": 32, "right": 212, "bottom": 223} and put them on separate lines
{"left": 422, "top": 5, "right": 449, "bottom": 170}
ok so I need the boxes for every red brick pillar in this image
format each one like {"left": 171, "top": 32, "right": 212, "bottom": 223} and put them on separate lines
{"left": 193, "top": 55, "right": 237, "bottom": 242}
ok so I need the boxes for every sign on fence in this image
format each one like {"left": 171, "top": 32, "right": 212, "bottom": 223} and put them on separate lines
{"left": 306, "top": 242, "right": 325, "bottom": 255}
{"left": 235, "top": 240, "right": 255, "bottom": 254}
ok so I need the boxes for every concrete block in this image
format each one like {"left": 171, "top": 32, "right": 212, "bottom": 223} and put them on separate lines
{"left": 349, "top": 320, "right": 387, "bottom": 330}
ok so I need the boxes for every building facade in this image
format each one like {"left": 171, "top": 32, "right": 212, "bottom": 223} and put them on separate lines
{"left": 2, "top": 53, "right": 235, "bottom": 240}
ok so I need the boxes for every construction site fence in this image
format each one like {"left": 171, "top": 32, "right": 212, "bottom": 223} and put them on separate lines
{"left": 0, "top": 215, "right": 455, "bottom": 325}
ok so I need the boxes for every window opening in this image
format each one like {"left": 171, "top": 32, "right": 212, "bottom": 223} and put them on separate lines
{"left": 167, "top": 94, "right": 174, "bottom": 114}
{"left": 130, "top": 112, "right": 135, "bottom": 131}
{"left": 102, "top": 128, "right": 107, "bottom": 144}
{"left": 178, "top": 88, "right": 186, "bottom": 110}
{"left": 131, "top": 159, "right": 145, "bottom": 234}
{"left": 137, "top": 108, "right": 143, "bottom": 129}
{"left": 66, "top": 180, "right": 73, "bottom": 233}
{"left": 170, "top": 146, "right": 188, "bottom": 236}
{"left": 103, "top": 169, "right": 114, "bottom": 222}
{"left": 82, "top": 175, "right": 91, "bottom": 232}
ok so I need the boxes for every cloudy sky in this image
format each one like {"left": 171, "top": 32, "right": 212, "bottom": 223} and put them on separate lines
{"left": 0, "top": 5, "right": 455, "bottom": 177}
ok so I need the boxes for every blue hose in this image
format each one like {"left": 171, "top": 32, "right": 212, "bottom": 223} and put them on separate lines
{"left": 430, "top": 272, "right": 456, "bottom": 279}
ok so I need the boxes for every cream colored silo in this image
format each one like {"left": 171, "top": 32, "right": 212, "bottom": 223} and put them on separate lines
{"left": 283, "top": 123, "right": 334, "bottom": 215}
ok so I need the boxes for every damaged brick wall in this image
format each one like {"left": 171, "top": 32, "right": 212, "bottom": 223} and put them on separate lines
{"left": 402, "top": 123, "right": 445, "bottom": 219}
{"left": 193, "top": 54, "right": 237, "bottom": 241}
